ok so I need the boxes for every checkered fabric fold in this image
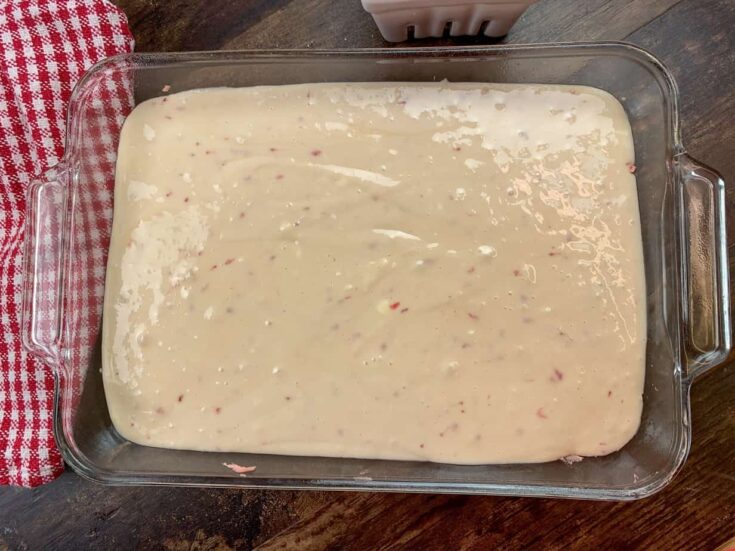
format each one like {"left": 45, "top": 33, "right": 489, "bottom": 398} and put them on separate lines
{"left": 0, "top": 0, "right": 133, "bottom": 487}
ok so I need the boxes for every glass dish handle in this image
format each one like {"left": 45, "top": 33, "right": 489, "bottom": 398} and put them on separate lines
{"left": 678, "top": 154, "right": 732, "bottom": 380}
{"left": 21, "top": 164, "right": 69, "bottom": 370}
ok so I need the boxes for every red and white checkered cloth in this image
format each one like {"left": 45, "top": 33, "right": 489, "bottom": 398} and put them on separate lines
{"left": 0, "top": 0, "right": 133, "bottom": 487}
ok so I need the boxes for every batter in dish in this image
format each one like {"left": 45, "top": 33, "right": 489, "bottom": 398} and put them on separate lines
{"left": 102, "top": 83, "right": 646, "bottom": 464}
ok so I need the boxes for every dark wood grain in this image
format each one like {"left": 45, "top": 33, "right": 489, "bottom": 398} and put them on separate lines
{"left": 1, "top": 0, "right": 734, "bottom": 549}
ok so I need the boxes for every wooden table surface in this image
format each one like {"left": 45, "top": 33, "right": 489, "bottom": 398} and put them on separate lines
{"left": 2, "top": 0, "right": 734, "bottom": 549}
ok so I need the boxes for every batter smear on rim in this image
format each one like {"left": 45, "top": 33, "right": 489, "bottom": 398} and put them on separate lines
{"left": 102, "top": 83, "right": 646, "bottom": 464}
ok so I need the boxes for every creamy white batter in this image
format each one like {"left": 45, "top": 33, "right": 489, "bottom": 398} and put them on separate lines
{"left": 102, "top": 83, "right": 646, "bottom": 464}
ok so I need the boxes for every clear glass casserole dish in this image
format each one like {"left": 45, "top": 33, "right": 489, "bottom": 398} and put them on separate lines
{"left": 21, "top": 43, "right": 731, "bottom": 500}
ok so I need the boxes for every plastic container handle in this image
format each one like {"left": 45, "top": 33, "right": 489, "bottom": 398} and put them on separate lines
{"left": 21, "top": 165, "right": 69, "bottom": 369}
{"left": 678, "top": 154, "right": 732, "bottom": 380}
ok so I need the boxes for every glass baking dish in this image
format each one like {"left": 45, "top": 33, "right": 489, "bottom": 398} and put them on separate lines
{"left": 21, "top": 43, "right": 731, "bottom": 500}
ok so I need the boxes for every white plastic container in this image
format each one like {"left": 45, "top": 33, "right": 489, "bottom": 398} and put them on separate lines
{"left": 361, "top": 0, "right": 537, "bottom": 41}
